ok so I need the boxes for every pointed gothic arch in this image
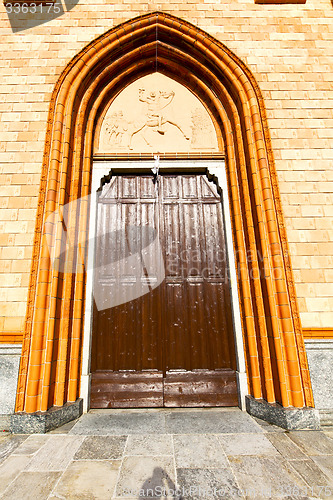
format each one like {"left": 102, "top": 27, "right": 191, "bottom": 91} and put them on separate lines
{"left": 15, "top": 12, "right": 314, "bottom": 416}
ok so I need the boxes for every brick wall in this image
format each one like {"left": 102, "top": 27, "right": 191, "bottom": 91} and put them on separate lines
{"left": 0, "top": 0, "right": 332, "bottom": 332}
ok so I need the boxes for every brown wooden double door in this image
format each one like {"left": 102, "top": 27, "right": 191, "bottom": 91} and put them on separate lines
{"left": 90, "top": 173, "right": 238, "bottom": 408}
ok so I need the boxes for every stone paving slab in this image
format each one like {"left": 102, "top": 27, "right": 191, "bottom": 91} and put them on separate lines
{"left": 0, "top": 454, "right": 31, "bottom": 496}
{"left": 311, "top": 455, "right": 333, "bottom": 483}
{"left": 74, "top": 435, "right": 127, "bottom": 460}
{"left": 289, "top": 459, "right": 333, "bottom": 489}
{"left": 125, "top": 434, "right": 173, "bottom": 456}
{"left": 218, "top": 433, "right": 279, "bottom": 457}
{"left": 288, "top": 431, "right": 333, "bottom": 456}
{"left": 176, "top": 467, "right": 242, "bottom": 499}
{"left": 50, "top": 460, "right": 120, "bottom": 499}
{"left": 116, "top": 456, "right": 175, "bottom": 498}
{"left": 227, "top": 456, "right": 309, "bottom": 499}
{"left": 25, "top": 435, "right": 85, "bottom": 471}
{"left": 323, "top": 428, "right": 333, "bottom": 439}
{"left": 11, "top": 434, "right": 50, "bottom": 456}
{"left": 3, "top": 471, "right": 62, "bottom": 500}
{"left": 173, "top": 434, "right": 229, "bottom": 468}
{"left": 265, "top": 433, "right": 308, "bottom": 460}
{"left": 0, "top": 433, "right": 27, "bottom": 464}
{"left": 165, "top": 410, "right": 263, "bottom": 434}
{"left": 0, "top": 409, "right": 333, "bottom": 499}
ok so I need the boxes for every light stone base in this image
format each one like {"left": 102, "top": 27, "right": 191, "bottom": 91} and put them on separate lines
{"left": 0, "top": 344, "right": 21, "bottom": 414}
{"left": 304, "top": 340, "right": 333, "bottom": 424}
{"left": 0, "top": 414, "right": 11, "bottom": 431}
{"left": 10, "top": 399, "right": 83, "bottom": 434}
{"left": 319, "top": 410, "right": 333, "bottom": 426}
{"left": 245, "top": 396, "right": 320, "bottom": 430}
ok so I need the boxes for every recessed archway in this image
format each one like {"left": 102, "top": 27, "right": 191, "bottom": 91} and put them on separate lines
{"left": 15, "top": 12, "right": 314, "bottom": 417}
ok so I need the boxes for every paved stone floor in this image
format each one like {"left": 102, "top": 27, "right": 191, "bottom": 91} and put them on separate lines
{"left": 0, "top": 408, "right": 333, "bottom": 499}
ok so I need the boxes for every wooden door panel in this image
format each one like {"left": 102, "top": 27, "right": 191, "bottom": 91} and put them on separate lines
{"left": 91, "top": 287, "right": 162, "bottom": 372}
{"left": 164, "top": 370, "right": 238, "bottom": 407}
{"left": 164, "top": 281, "right": 188, "bottom": 371}
{"left": 91, "top": 173, "right": 238, "bottom": 408}
{"left": 91, "top": 371, "right": 163, "bottom": 408}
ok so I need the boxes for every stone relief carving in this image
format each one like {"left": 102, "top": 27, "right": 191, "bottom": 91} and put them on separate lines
{"left": 97, "top": 73, "right": 219, "bottom": 153}
{"left": 132, "top": 88, "right": 190, "bottom": 147}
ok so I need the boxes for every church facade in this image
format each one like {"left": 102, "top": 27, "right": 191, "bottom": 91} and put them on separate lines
{"left": 0, "top": 0, "right": 332, "bottom": 432}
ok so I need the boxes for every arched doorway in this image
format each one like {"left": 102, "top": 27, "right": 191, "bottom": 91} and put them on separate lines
{"left": 14, "top": 13, "right": 317, "bottom": 429}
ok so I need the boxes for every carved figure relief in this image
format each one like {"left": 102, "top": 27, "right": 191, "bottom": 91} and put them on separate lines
{"left": 129, "top": 88, "right": 190, "bottom": 148}
{"left": 97, "top": 73, "right": 219, "bottom": 153}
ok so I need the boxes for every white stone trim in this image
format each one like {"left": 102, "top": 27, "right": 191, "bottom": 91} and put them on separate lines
{"left": 0, "top": 344, "right": 21, "bottom": 414}
{"left": 0, "top": 344, "right": 22, "bottom": 356}
{"left": 304, "top": 339, "right": 333, "bottom": 349}
{"left": 208, "top": 164, "right": 248, "bottom": 409}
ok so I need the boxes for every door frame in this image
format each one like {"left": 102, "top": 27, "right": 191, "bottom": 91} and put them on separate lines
{"left": 80, "top": 160, "right": 248, "bottom": 411}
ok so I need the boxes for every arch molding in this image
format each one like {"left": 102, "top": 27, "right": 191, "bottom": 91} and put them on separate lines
{"left": 16, "top": 12, "right": 314, "bottom": 414}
